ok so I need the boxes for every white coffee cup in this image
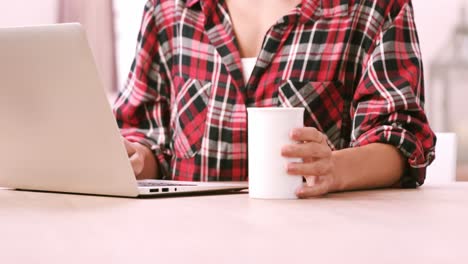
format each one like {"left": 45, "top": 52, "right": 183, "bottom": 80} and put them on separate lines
{"left": 247, "top": 107, "right": 304, "bottom": 199}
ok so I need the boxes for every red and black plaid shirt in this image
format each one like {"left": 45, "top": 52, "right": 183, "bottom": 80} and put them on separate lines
{"left": 114, "top": 0, "right": 436, "bottom": 187}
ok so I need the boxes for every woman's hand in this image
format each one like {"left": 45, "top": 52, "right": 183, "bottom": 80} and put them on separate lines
{"left": 123, "top": 138, "right": 159, "bottom": 180}
{"left": 281, "top": 127, "right": 337, "bottom": 198}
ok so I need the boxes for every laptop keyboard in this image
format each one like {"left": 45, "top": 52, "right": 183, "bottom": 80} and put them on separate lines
{"left": 138, "top": 181, "right": 197, "bottom": 187}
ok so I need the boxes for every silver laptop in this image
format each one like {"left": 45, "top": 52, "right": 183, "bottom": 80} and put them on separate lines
{"left": 0, "top": 23, "right": 248, "bottom": 197}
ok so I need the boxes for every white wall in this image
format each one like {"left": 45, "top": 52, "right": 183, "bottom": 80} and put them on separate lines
{"left": 0, "top": 0, "right": 58, "bottom": 27}
{"left": 413, "top": 0, "right": 465, "bottom": 65}
{"left": 114, "top": 0, "right": 147, "bottom": 90}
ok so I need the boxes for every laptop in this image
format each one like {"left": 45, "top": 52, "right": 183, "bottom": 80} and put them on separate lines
{"left": 0, "top": 23, "right": 248, "bottom": 197}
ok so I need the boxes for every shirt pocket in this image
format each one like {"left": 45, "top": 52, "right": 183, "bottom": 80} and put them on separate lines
{"left": 277, "top": 80, "right": 346, "bottom": 147}
{"left": 172, "top": 77, "right": 211, "bottom": 159}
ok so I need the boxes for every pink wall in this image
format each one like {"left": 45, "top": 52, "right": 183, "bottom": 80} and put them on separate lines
{"left": 413, "top": 0, "right": 465, "bottom": 71}
{"left": 0, "top": 0, "right": 57, "bottom": 27}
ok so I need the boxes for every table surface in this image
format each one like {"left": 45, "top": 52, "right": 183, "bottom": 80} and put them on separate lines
{"left": 1, "top": 183, "right": 468, "bottom": 264}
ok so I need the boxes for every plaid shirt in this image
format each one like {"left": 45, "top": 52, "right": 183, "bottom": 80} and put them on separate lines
{"left": 114, "top": 0, "right": 436, "bottom": 187}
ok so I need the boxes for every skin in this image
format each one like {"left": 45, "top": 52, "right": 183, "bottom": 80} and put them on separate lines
{"left": 123, "top": 139, "right": 158, "bottom": 180}
{"left": 281, "top": 128, "right": 405, "bottom": 198}
{"left": 124, "top": 0, "right": 406, "bottom": 197}
{"left": 225, "top": 0, "right": 301, "bottom": 58}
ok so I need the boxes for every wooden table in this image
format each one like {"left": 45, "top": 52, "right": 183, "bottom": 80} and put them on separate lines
{"left": 1, "top": 184, "right": 468, "bottom": 264}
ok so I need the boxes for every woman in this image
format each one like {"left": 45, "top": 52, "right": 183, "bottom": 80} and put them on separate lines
{"left": 113, "top": 0, "right": 436, "bottom": 198}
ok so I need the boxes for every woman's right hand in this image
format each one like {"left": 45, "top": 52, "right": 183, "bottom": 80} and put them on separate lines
{"left": 123, "top": 138, "right": 159, "bottom": 180}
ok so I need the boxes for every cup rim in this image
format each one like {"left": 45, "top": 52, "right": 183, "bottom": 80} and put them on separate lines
{"left": 246, "top": 107, "right": 304, "bottom": 112}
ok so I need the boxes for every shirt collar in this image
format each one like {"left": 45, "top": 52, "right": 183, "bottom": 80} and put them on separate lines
{"left": 299, "top": 0, "right": 321, "bottom": 24}
{"left": 300, "top": 0, "right": 349, "bottom": 23}
{"left": 320, "top": 0, "right": 350, "bottom": 18}
{"left": 186, "top": 0, "right": 349, "bottom": 19}
{"left": 186, "top": 0, "right": 200, "bottom": 8}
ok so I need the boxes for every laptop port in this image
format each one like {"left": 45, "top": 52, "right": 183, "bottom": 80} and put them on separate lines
{"left": 149, "top": 188, "right": 159, "bottom": 193}
{"left": 162, "top": 188, "right": 169, "bottom": 192}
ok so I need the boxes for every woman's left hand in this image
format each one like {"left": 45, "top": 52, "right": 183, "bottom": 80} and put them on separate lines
{"left": 281, "top": 127, "right": 337, "bottom": 198}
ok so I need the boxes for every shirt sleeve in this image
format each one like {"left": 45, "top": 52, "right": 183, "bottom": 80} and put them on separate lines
{"left": 350, "top": 0, "right": 436, "bottom": 187}
{"left": 113, "top": 0, "right": 172, "bottom": 179}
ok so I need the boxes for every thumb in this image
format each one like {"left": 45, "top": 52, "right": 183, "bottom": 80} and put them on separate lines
{"left": 122, "top": 138, "right": 137, "bottom": 157}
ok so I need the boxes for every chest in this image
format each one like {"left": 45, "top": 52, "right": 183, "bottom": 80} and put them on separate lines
{"left": 225, "top": 0, "right": 302, "bottom": 58}
{"left": 171, "top": 20, "right": 355, "bottom": 87}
